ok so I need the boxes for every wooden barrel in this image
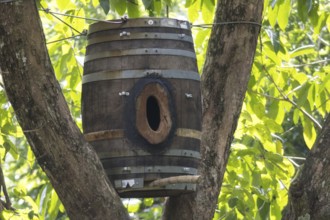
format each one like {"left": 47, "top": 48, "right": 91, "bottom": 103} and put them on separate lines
{"left": 82, "top": 18, "right": 201, "bottom": 198}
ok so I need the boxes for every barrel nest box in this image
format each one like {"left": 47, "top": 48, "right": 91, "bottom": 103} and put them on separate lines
{"left": 82, "top": 18, "right": 202, "bottom": 198}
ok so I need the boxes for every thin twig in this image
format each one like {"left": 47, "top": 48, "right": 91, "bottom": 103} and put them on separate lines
{"left": 284, "top": 156, "right": 306, "bottom": 161}
{"left": 0, "top": 163, "right": 14, "bottom": 212}
{"left": 264, "top": 68, "right": 322, "bottom": 130}
{"left": 281, "top": 59, "right": 329, "bottom": 68}
{"left": 249, "top": 89, "right": 285, "bottom": 101}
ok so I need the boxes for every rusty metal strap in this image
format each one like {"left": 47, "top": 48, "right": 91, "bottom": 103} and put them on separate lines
{"left": 88, "top": 32, "right": 193, "bottom": 45}
{"left": 84, "top": 129, "right": 124, "bottom": 142}
{"left": 175, "top": 128, "right": 202, "bottom": 140}
{"left": 82, "top": 69, "right": 200, "bottom": 84}
{"left": 84, "top": 128, "right": 201, "bottom": 142}
{"left": 84, "top": 48, "right": 196, "bottom": 62}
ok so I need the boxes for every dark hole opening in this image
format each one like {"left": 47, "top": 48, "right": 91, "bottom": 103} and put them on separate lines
{"left": 146, "top": 96, "right": 161, "bottom": 131}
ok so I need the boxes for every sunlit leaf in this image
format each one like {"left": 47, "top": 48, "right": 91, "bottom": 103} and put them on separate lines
{"left": 277, "top": 0, "right": 291, "bottom": 30}
{"left": 127, "top": 1, "right": 140, "bottom": 18}
{"left": 289, "top": 45, "right": 315, "bottom": 58}
{"left": 301, "top": 116, "right": 317, "bottom": 149}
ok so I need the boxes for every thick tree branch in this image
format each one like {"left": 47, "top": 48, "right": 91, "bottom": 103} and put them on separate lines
{"left": 283, "top": 114, "right": 330, "bottom": 220}
{"left": 163, "top": 0, "right": 264, "bottom": 219}
{"left": 0, "top": 2, "right": 128, "bottom": 219}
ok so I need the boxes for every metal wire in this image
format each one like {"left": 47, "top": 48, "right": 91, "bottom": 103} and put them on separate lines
{"left": 39, "top": 8, "right": 127, "bottom": 24}
{"left": 191, "top": 21, "right": 262, "bottom": 28}
{"left": 46, "top": 33, "right": 86, "bottom": 44}
{"left": 39, "top": 7, "right": 262, "bottom": 44}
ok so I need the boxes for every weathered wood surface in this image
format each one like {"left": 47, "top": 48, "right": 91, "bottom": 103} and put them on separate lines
{"left": 82, "top": 18, "right": 202, "bottom": 197}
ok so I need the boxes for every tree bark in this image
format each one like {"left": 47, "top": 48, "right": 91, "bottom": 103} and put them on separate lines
{"left": 0, "top": 2, "right": 129, "bottom": 219}
{"left": 283, "top": 114, "right": 330, "bottom": 220}
{"left": 163, "top": 0, "right": 264, "bottom": 219}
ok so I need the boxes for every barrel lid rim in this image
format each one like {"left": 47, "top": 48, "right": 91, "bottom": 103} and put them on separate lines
{"left": 88, "top": 17, "right": 191, "bottom": 34}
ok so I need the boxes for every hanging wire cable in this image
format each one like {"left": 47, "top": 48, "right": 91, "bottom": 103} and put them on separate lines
{"left": 39, "top": 7, "right": 127, "bottom": 24}
{"left": 191, "top": 21, "right": 262, "bottom": 28}
{"left": 46, "top": 31, "right": 87, "bottom": 44}
{"left": 49, "top": 12, "right": 83, "bottom": 34}
{"left": 38, "top": 7, "right": 262, "bottom": 44}
{"left": 39, "top": 5, "right": 88, "bottom": 44}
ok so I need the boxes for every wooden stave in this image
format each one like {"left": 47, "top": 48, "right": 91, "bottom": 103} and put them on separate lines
{"left": 82, "top": 18, "right": 201, "bottom": 197}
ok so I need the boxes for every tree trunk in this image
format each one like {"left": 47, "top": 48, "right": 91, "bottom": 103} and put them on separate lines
{"left": 0, "top": 2, "right": 129, "bottom": 219}
{"left": 282, "top": 114, "right": 330, "bottom": 220}
{"left": 163, "top": 0, "right": 264, "bottom": 219}
{"left": 0, "top": 0, "right": 264, "bottom": 219}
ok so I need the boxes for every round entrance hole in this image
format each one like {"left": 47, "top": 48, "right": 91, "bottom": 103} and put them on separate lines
{"left": 135, "top": 82, "right": 173, "bottom": 145}
{"left": 146, "top": 96, "right": 161, "bottom": 131}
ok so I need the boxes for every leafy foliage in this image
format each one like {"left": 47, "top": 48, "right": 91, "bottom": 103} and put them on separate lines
{"left": 0, "top": 0, "right": 328, "bottom": 219}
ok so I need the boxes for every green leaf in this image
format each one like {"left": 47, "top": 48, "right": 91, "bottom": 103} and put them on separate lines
{"left": 228, "top": 197, "right": 238, "bottom": 208}
{"left": 112, "top": 0, "right": 126, "bottom": 15}
{"left": 185, "top": 0, "right": 195, "bottom": 7}
{"left": 308, "top": 2, "right": 319, "bottom": 28}
{"left": 289, "top": 45, "right": 315, "bottom": 58}
{"left": 125, "top": 199, "right": 141, "bottom": 213}
{"left": 313, "top": 12, "right": 327, "bottom": 35}
{"left": 48, "top": 191, "right": 61, "bottom": 220}
{"left": 227, "top": 211, "right": 238, "bottom": 220}
{"left": 257, "top": 198, "right": 270, "bottom": 220}
{"left": 143, "top": 198, "right": 154, "bottom": 207}
{"left": 154, "top": 0, "right": 162, "bottom": 15}
{"left": 264, "top": 119, "right": 283, "bottom": 133}
{"left": 301, "top": 116, "right": 317, "bottom": 149}
{"left": 268, "top": 4, "right": 279, "bottom": 27}
{"left": 99, "top": 0, "right": 110, "bottom": 14}
{"left": 201, "top": 0, "right": 215, "bottom": 23}
{"left": 56, "top": 0, "right": 75, "bottom": 10}
{"left": 265, "top": 29, "right": 280, "bottom": 54}
{"left": 297, "top": 0, "right": 313, "bottom": 22}
{"left": 127, "top": 1, "right": 140, "bottom": 18}
{"left": 188, "top": 0, "right": 199, "bottom": 23}
{"left": 277, "top": 0, "right": 290, "bottom": 30}
{"left": 264, "top": 151, "right": 283, "bottom": 163}
{"left": 142, "top": 0, "right": 153, "bottom": 9}
{"left": 252, "top": 171, "right": 262, "bottom": 187}
{"left": 265, "top": 161, "right": 274, "bottom": 171}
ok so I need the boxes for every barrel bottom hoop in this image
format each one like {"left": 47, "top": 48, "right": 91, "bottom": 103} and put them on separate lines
{"left": 97, "top": 149, "right": 201, "bottom": 159}
{"left": 116, "top": 182, "right": 196, "bottom": 191}
{"left": 117, "top": 184, "right": 196, "bottom": 198}
{"left": 84, "top": 128, "right": 201, "bottom": 141}
{"left": 105, "top": 166, "right": 198, "bottom": 176}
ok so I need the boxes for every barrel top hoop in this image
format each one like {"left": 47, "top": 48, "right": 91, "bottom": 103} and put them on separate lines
{"left": 82, "top": 70, "right": 201, "bottom": 84}
{"left": 87, "top": 32, "right": 194, "bottom": 45}
{"left": 84, "top": 48, "right": 197, "bottom": 63}
{"left": 88, "top": 18, "right": 191, "bottom": 34}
